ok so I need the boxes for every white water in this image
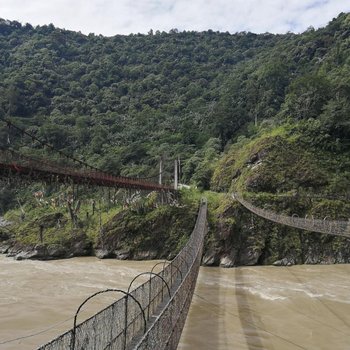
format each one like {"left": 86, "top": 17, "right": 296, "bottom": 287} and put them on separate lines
{"left": 1, "top": 255, "right": 350, "bottom": 349}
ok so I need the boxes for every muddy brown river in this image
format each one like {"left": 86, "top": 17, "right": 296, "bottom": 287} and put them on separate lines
{"left": 1, "top": 255, "right": 350, "bottom": 350}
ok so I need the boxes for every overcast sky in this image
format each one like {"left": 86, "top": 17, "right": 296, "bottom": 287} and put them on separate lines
{"left": 0, "top": 0, "right": 349, "bottom": 36}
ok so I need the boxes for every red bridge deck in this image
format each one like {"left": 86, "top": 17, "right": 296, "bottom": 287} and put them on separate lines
{"left": 0, "top": 152, "right": 174, "bottom": 192}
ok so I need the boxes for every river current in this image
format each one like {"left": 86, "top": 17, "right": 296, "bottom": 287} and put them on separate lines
{"left": 1, "top": 255, "right": 350, "bottom": 350}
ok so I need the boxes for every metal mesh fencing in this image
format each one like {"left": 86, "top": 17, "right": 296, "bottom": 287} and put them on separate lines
{"left": 234, "top": 193, "right": 350, "bottom": 238}
{"left": 132, "top": 200, "right": 207, "bottom": 350}
{"left": 37, "top": 200, "right": 207, "bottom": 350}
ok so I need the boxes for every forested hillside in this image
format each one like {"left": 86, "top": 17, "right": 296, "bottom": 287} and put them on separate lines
{"left": 0, "top": 13, "right": 349, "bottom": 186}
{"left": 1, "top": 13, "right": 350, "bottom": 265}
{"left": 0, "top": 19, "right": 280, "bottom": 180}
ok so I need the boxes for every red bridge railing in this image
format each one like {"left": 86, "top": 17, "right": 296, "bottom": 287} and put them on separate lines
{"left": 0, "top": 150, "right": 174, "bottom": 192}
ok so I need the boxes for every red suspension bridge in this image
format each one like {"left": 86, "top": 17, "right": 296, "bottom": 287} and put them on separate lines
{"left": 0, "top": 117, "right": 174, "bottom": 193}
{"left": 0, "top": 149, "right": 174, "bottom": 192}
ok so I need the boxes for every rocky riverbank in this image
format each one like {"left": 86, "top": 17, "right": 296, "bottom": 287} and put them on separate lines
{"left": 0, "top": 233, "right": 92, "bottom": 260}
{"left": 0, "top": 213, "right": 93, "bottom": 260}
{"left": 202, "top": 198, "right": 350, "bottom": 267}
{"left": 0, "top": 203, "right": 198, "bottom": 261}
{"left": 2, "top": 199, "right": 350, "bottom": 267}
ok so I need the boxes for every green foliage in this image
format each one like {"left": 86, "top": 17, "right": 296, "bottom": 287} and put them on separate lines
{"left": 320, "top": 97, "right": 350, "bottom": 139}
{"left": 182, "top": 138, "right": 220, "bottom": 189}
{"left": 98, "top": 199, "right": 198, "bottom": 258}
{"left": 212, "top": 119, "right": 350, "bottom": 201}
{"left": 281, "top": 73, "right": 331, "bottom": 120}
{"left": 0, "top": 186, "right": 16, "bottom": 214}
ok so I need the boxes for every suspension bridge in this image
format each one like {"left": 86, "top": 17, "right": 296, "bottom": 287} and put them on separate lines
{"left": 233, "top": 193, "right": 350, "bottom": 238}
{"left": 0, "top": 149, "right": 173, "bottom": 192}
{"left": 0, "top": 116, "right": 174, "bottom": 193}
{"left": 1, "top": 117, "right": 349, "bottom": 349}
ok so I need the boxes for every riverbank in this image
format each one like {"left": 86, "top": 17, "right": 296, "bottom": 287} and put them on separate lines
{"left": 0, "top": 201, "right": 198, "bottom": 262}
{"left": 2, "top": 192, "right": 350, "bottom": 266}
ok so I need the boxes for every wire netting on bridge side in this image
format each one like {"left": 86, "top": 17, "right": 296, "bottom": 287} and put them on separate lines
{"left": 233, "top": 193, "right": 350, "bottom": 238}
{"left": 37, "top": 200, "right": 207, "bottom": 350}
{"left": 132, "top": 200, "right": 207, "bottom": 350}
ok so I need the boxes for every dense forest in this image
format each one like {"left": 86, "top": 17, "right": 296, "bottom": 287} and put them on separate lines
{"left": 0, "top": 13, "right": 349, "bottom": 184}
{"left": 1, "top": 13, "right": 350, "bottom": 265}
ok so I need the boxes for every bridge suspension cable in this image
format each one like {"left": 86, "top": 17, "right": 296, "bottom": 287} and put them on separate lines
{"left": 233, "top": 193, "right": 350, "bottom": 238}
{"left": 0, "top": 117, "right": 171, "bottom": 191}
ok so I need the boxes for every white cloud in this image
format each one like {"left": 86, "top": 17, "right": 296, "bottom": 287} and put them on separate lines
{"left": 0, "top": 0, "right": 349, "bottom": 36}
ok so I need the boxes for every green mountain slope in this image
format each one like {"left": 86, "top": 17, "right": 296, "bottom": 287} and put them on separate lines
{"left": 0, "top": 13, "right": 349, "bottom": 182}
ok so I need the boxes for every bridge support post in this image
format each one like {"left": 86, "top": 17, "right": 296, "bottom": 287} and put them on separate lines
{"left": 174, "top": 160, "right": 178, "bottom": 190}
{"left": 39, "top": 225, "right": 44, "bottom": 243}
{"left": 159, "top": 158, "right": 163, "bottom": 185}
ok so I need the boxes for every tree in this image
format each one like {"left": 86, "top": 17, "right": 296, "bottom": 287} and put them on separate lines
{"left": 320, "top": 97, "right": 350, "bottom": 139}
{"left": 281, "top": 74, "right": 331, "bottom": 120}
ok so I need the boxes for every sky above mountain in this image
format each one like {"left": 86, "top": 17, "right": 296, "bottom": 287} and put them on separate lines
{"left": 1, "top": 0, "right": 349, "bottom": 36}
